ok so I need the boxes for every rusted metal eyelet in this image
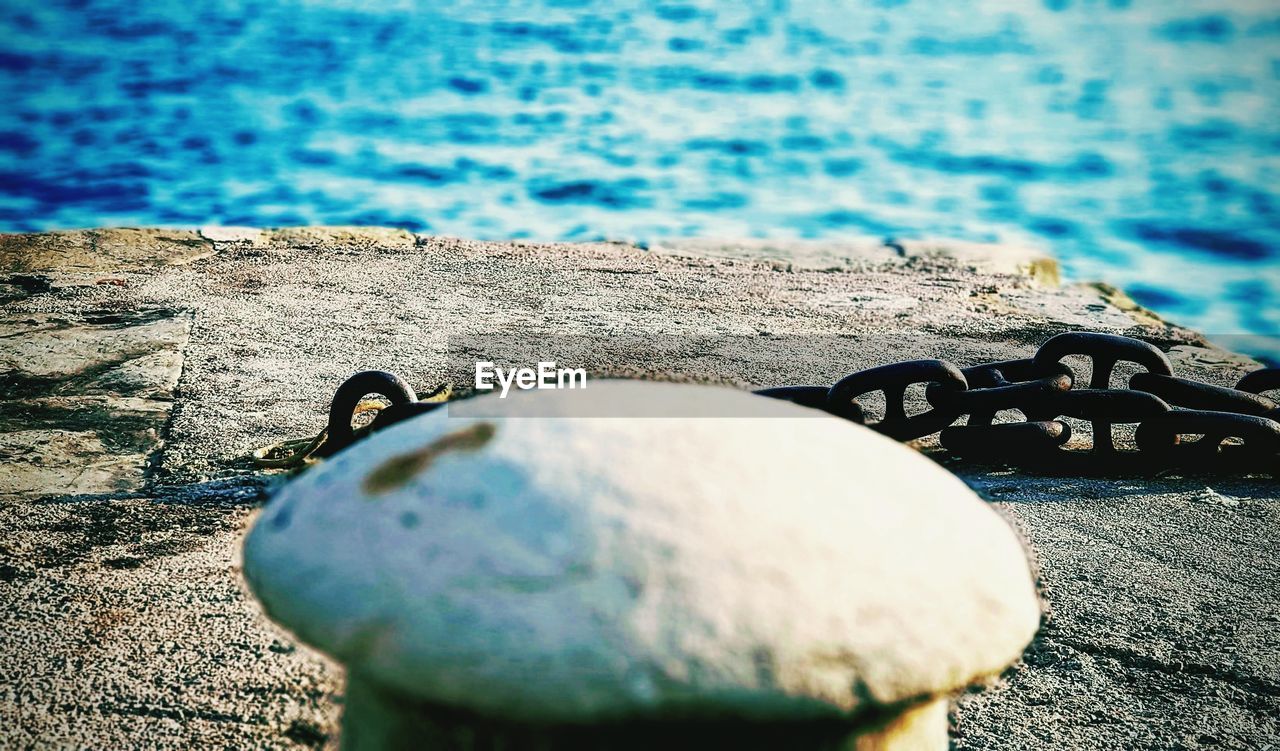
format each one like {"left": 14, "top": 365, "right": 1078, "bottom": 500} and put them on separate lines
{"left": 320, "top": 370, "right": 420, "bottom": 458}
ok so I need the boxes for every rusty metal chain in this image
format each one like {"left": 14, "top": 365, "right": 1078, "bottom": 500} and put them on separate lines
{"left": 295, "top": 332, "right": 1278, "bottom": 477}
{"left": 754, "top": 332, "right": 1278, "bottom": 476}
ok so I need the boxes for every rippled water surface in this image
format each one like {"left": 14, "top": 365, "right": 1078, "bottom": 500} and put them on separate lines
{"left": 1, "top": 0, "right": 1278, "bottom": 349}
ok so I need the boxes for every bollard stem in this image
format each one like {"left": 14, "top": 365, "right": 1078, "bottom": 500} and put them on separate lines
{"left": 847, "top": 698, "right": 947, "bottom": 750}
{"left": 340, "top": 677, "right": 948, "bottom": 751}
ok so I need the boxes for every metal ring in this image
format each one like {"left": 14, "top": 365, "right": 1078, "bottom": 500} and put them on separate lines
{"left": 320, "top": 370, "right": 419, "bottom": 457}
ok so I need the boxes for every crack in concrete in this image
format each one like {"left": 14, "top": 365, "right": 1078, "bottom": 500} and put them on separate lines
{"left": 1056, "top": 636, "right": 1280, "bottom": 699}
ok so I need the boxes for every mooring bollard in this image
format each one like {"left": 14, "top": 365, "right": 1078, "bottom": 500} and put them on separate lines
{"left": 243, "top": 381, "right": 1040, "bottom": 750}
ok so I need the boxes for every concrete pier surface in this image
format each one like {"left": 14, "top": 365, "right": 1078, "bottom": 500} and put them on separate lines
{"left": 0, "top": 228, "right": 1276, "bottom": 749}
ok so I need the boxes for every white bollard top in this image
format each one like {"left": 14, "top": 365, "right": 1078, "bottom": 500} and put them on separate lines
{"left": 243, "top": 380, "right": 1040, "bottom": 723}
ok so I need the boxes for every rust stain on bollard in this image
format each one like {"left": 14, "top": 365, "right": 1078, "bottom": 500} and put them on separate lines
{"left": 362, "top": 422, "right": 496, "bottom": 495}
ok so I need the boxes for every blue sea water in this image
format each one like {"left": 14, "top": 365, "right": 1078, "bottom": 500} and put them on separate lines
{"left": 1, "top": 0, "right": 1278, "bottom": 353}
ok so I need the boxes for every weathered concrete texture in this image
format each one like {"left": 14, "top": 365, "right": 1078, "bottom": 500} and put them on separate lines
{"left": 649, "top": 237, "right": 1062, "bottom": 285}
{"left": 953, "top": 475, "right": 1279, "bottom": 750}
{"left": 0, "top": 227, "right": 1276, "bottom": 749}
{"left": 0, "top": 491, "right": 337, "bottom": 749}
{"left": 0, "top": 228, "right": 215, "bottom": 273}
{"left": 0, "top": 310, "right": 191, "bottom": 497}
